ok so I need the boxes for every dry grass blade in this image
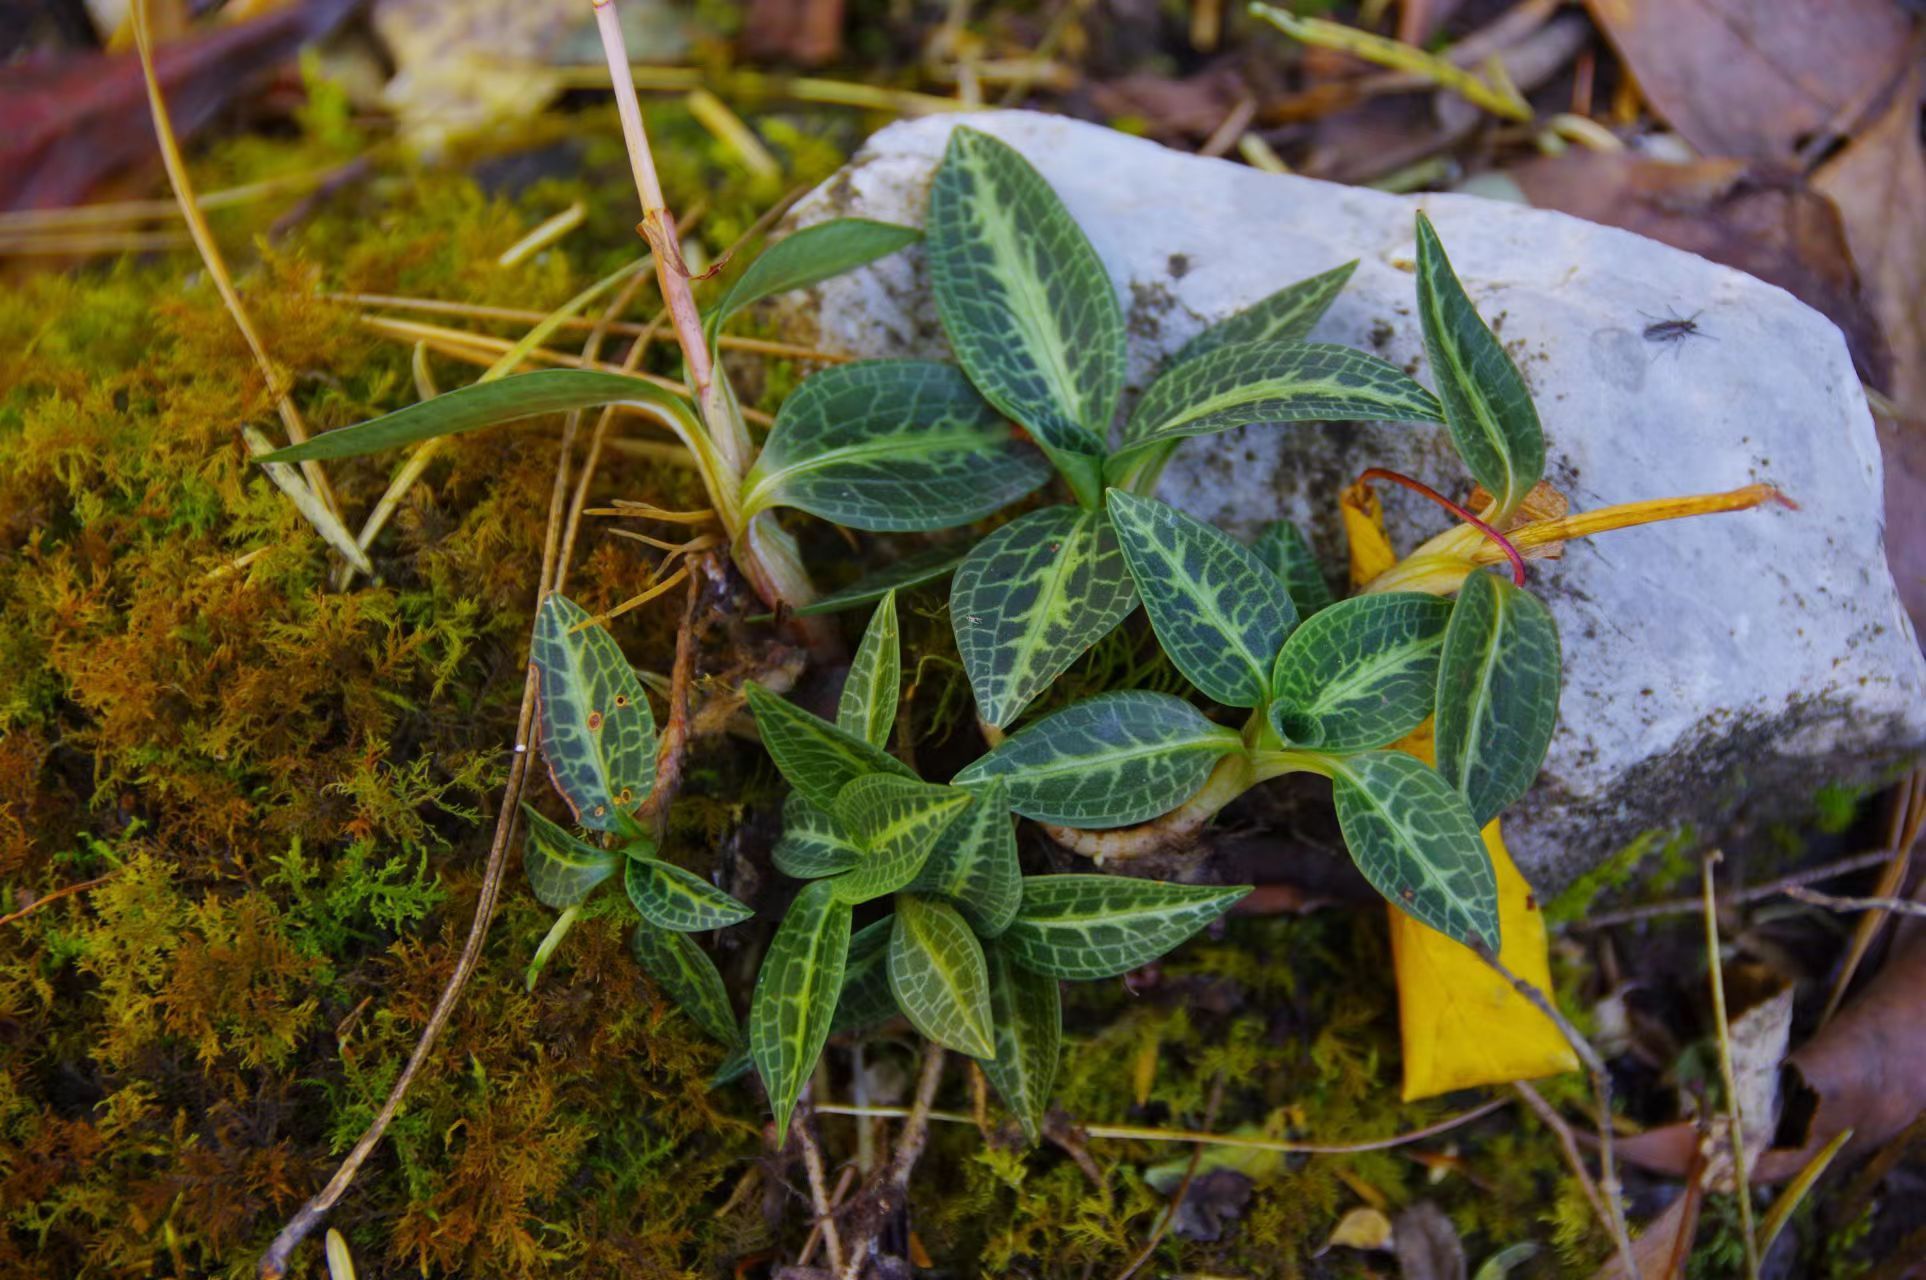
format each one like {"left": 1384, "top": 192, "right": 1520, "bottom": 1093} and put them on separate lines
{"left": 129, "top": 0, "right": 343, "bottom": 524}
{"left": 1703, "top": 852, "right": 1761, "bottom": 1279}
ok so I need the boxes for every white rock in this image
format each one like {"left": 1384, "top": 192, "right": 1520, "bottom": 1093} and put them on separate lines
{"left": 780, "top": 110, "right": 1926, "bottom": 889}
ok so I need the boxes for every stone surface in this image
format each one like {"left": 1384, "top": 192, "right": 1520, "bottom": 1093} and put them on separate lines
{"left": 779, "top": 110, "right": 1926, "bottom": 890}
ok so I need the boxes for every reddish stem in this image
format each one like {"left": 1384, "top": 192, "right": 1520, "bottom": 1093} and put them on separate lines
{"left": 1357, "top": 467, "right": 1528, "bottom": 586}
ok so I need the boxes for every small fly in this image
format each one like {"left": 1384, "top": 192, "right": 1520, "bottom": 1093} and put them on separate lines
{"left": 1641, "top": 309, "right": 1712, "bottom": 355}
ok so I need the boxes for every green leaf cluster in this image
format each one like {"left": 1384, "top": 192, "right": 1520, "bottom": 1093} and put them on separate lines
{"left": 743, "top": 594, "right": 1250, "bottom": 1142}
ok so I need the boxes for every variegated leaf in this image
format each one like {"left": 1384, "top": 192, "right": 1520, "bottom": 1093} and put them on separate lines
{"left": 625, "top": 856, "right": 755, "bottom": 932}
{"left": 1268, "top": 592, "right": 1453, "bottom": 752}
{"left": 708, "top": 218, "right": 920, "bottom": 340}
{"left": 772, "top": 792, "right": 863, "bottom": 879}
{"left": 744, "top": 681, "right": 913, "bottom": 811}
{"left": 788, "top": 543, "right": 966, "bottom": 617}
{"left": 1414, "top": 212, "right": 1544, "bottom": 518}
{"left": 1107, "top": 490, "right": 1296, "bottom": 708}
{"left": 829, "top": 775, "right": 972, "bottom": 904}
{"left": 927, "top": 127, "right": 1119, "bottom": 504}
{"left": 888, "top": 894, "right": 995, "bottom": 1057}
{"left": 749, "top": 879, "right": 852, "bottom": 1143}
{"left": 1171, "top": 260, "right": 1358, "bottom": 364}
{"left": 910, "top": 777, "right": 1022, "bottom": 937}
{"left": 979, "top": 943, "right": 1060, "bottom": 1143}
{"left": 1001, "top": 875, "right": 1250, "bottom": 980}
{"left": 1110, "top": 341, "right": 1442, "bottom": 476}
{"left": 1249, "top": 520, "right": 1335, "bottom": 617}
{"left": 532, "top": 593, "right": 656, "bottom": 831}
{"left": 1328, "top": 750, "right": 1499, "bottom": 951}
{"left": 954, "top": 691, "right": 1241, "bottom": 827}
{"left": 950, "top": 505, "right": 1138, "bottom": 729}
{"left": 632, "top": 922, "right": 743, "bottom": 1050}
{"left": 260, "top": 369, "right": 699, "bottom": 463}
{"left": 741, "top": 361, "right": 1050, "bottom": 532}
{"left": 832, "top": 916, "right": 899, "bottom": 1034}
{"left": 837, "top": 590, "right": 900, "bottom": 749}
{"left": 520, "top": 804, "right": 619, "bottom": 908}
{"left": 1434, "top": 570, "right": 1561, "bottom": 826}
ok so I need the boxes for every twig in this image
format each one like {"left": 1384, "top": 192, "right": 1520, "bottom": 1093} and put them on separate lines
{"left": 1479, "top": 949, "right": 1640, "bottom": 1279}
{"left": 0, "top": 871, "right": 121, "bottom": 928}
{"left": 839, "top": 1045, "right": 946, "bottom": 1280}
{"left": 1574, "top": 848, "right": 1900, "bottom": 928}
{"left": 1786, "top": 885, "right": 1926, "bottom": 920}
{"left": 1704, "top": 852, "right": 1761, "bottom": 1278}
{"left": 813, "top": 1094, "right": 1510, "bottom": 1154}
{"left": 1115, "top": 1076, "right": 1224, "bottom": 1280}
{"left": 1513, "top": 1081, "right": 1613, "bottom": 1231}
{"left": 257, "top": 358, "right": 587, "bottom": 1280}
{"left": 797, "top": 1103, "right": 847, "bottom": 1274}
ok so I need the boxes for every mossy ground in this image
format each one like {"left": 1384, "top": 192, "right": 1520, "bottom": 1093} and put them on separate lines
{"left": 4, "top": 88, "right": 1865, "bottom": 1280}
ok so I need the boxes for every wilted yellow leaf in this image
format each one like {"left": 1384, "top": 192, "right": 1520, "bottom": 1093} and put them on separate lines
{"left": 1342, "top": 479, "right": 1399, "bottom": 589}
{"left": 1389, "top": 814, "right": 1577, "bottom": 1099}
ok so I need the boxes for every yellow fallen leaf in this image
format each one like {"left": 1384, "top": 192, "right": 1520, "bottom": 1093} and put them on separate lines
{"left": 1322, "top": 1206, "right": 1395, "bottom": 1253}
{"left": 1342, "top": 479, "right": 1399, "bottom": 589}
{"left": 1389, "top": 732, "right": 1578, "bottom": 1101}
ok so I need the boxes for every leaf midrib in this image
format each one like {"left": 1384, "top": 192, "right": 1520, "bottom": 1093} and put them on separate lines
{"left": 1292, "top": 631, "right": 1440, "bottom": 718}
{"left": 746, "top": 423, "right": 1016, "bottom": 508}
{"left": 1421, "top": 242, "right": 1517, "bottom": 505}
{"left": 1454, "top": 589, "right": 1510, "bottom": 795}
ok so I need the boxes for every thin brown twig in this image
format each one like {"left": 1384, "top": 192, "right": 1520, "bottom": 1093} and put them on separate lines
{"left": 797, "top": 1103, "right": 847, "bottom": 1274}
{"left": 257, "top": 365, "right": 587, "bottom": 1280}
{"left": 1821, "top": 770, "right": 1925, "bottom": 1023}
{"left": 1574, "top": 848, "right": 1900, "bottom": 928}
{"left": 1786, "top": 885, "right": 1926, "bottom": 919}
{"left": 1513, "top": 1080, "right": 1613, "bottom": 1230}
{"left": 0, "top": 871, "right": 121, "bottom": 929}
{"left": 1115, "top": 1075, "right": 1225, "bottom": 1280}
{"left": 839, "top": 1045, "right": 946, "bottom": 1280}
{"left": 1479, "top": 950, "right": 1640, "bottom": 1279}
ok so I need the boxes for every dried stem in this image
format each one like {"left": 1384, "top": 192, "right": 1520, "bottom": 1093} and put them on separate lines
{"left": 1513, "top": 1081, "right": 1614, "bottom": 1235}
{"left": 1115, "top": 1075, "right": 1224, "bottom": 1280}
{"left": 797, "top": 1104, "right": 848, "bottom": 1274}
{"left": 1820, "top": 770, "right": 1924, "bottom": 1022}
{"left": 1703, "top": 851, "right": 1761, "bottom": 1279}
{"left": 1574, "top": 848, "right": 1900, "bottom": 928}
{"left": 1787, "top": 885, "right": 1926, "bottom": 918}
{"left": 257, "top": 340, "right": 591, "bottom": 1280}
{"left": 1479, "top": 950, "right": 1639, "bottom": 1279}
{"left": 838, "top": 1045, "right": 947, "bottom": 1280}
{"left": 0, "top": 871, "right": 122, "bottom": 929}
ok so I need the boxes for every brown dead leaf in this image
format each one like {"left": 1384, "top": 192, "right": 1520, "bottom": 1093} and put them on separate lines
{"left": 1812, "top": 65, "right": 1926, "bottom": 634}
{"left": 1582, "top": 0, "right": 1911, "bottom": 162}
{"left": 1393, "top": 1201, "right": 1466, "bottom": 1280}
{"left": 741, "top": 0, "right": 845, "bottom": 67}
{"left": 1588, "top": 1179, "right": 1703, "bottom": 1280}
{"left": 1509, "top": 151, "right": 1889, "bottom": 390}
{"left": 1088, "top": 65, "right": 1254, "bottom": 143}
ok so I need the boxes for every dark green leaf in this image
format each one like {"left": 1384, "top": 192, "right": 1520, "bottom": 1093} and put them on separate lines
{"left": 532, "top": 593, "right": 656, "bottom": 831}
{"left": 1328, "top": 750, "right": 1499, "bottom": 951}
{"left": 1111, "top": 341, "right": 1442, "bottom": 474}
{"left": 742, "top": 361, "right": 1050, "bottom": 532}
{"left": 625, "top": 856, "right": 755, "bottom": 932}
{"left": 1172, "top": 260, "right": 1358, "bottom": 364}
{"left": 954, "top": 691, "right": 1240, "bottom": 827}
{"left": 979, "top": 944, "right": 1060, "bottom": 1143}
{"left": 709, "top": 218, "right": 921, "bottom": 339}
{"left": 1250, "top": 520, "right": 1335, "bottom": 616}
{"left": 709, "top": 1044, "right": 755, "bottom": 1087}
{"left": 1107, "top": 490, "right": 1296, "bottom": 707}
{"left": 888, "top": 894, "right": 995, "bottom": 1057}
{"left": 927, "top": 127, "right": 1120, "bottom": 504}
{"left": 745, "top": 681, "right": 912, "bottom": 811}
{"left": 829, "top": 775, "right": 973, "bottom": 904}
{"left": 1414, "top": 212, "right": 1545, "bottom": 518}
{"left": 1001, "top": 875, "right": 1250, "bottom": 980}
{"left": 788, "top": 544, "right": 967, "bottom": 617}
{"left": 837, "top": 590, "right": 900, "bottom": 749}
{"left": 1434, "top": 570, "right": 1561, "bottom": 826}
{"left": 520, "top": 805, "right": 619, "bottom": 908}
{"left": 950, "top": 506, "right": 1138, "bottom": 729}
{"left": 911, "top": 777, "right": 1022, "bottom": 937}
{"left": 832, "top": 916, "right": 899, "bottom": 1034}
{"left": 772, "top": 792, "right": 864, "bottom": 879}
{"left": 749, "top": 879, "right": 852, "bottom": 1143}
{"left": 633, "top": 923, "right": 743, "bottom": 1049}
{"left": 1268, "top": 592, "right": 1453, "bottom": 752}
{"left": 258, "top": 369, "right": 697, "bottom": 463}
